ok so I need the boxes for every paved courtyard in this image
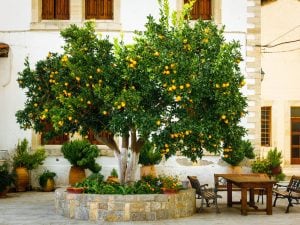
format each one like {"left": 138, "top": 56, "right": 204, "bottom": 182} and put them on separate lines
{"left": 0, "top": 191, "right": 299, "bottom": 225}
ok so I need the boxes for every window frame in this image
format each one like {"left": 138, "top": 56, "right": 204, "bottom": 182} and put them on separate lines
{"left": 85, "top": 0, "right": 113, "bottom": 20}
{"left": 261, "top": 106, "right": 272, "bottom": 147}
{"left": 42, "top": 0, "right": 70, "bottom": 20}
{"left": 31, "top": 0, "right": 120, "bottom": 31}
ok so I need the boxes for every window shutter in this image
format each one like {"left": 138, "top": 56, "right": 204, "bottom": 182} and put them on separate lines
{"left": 41, "top": 122, "right": 69, "bottom": 145}
{"left": 86, "top": 0, "right": 113, "bottom": 19}
{"left": 42, "top": 0, "right": 55, "bottom": 19}
{"left": 55, "top": 0, "right": 70, "bottom": 20}
{"left": 200, "top": 0, "right": 211, "bottom": 20}
{"left": 184, "top": 0, "right": 211, "bottom": 20}
{"left": 86, "top": 0, "right": 97, "bottom": 19}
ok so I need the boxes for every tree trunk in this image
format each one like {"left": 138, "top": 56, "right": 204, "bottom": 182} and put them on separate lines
{"left": 95, "top": 130, "right": 144, "bottom": 184}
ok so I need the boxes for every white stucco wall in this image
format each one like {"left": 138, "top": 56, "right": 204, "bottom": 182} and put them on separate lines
{"left": 261, "top": 0, "right": 300, "bottom": 170}
{"left": 0, "top": 0, "right": 253, "bottom": 187}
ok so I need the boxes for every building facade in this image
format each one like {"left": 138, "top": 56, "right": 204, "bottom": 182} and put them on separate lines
{"left": 0, "top": 0, "right": 261, "bottom": 186}
{"left": 261, "top": 0, "right": 300, "bottom": 176}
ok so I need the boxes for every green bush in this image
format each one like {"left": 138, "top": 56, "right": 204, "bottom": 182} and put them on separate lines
{"left": 12, "top": 138, "right": 46, "bottom": 170}
{"left": 251, "top": 158, "right": 271, "bottom": 174}
{"left": 138, "top": 141, "right": 162, "bottom": 166}
{"left": 266, "top": 147, "right": 282, "bottom": 168}
{"left": 75, "top": 174, "right": 162, "bottom": 194}
{"left": 61, "top": 139, "right": 101, "bottom": 173}
{"left": 222, "top": 139, "right": 255, "bottom": 166}
{"left": 38, "top": 170, "right": 56, "bottom": 187}
{"left": 0, "top": 163, "right": 15, "bottom": 192}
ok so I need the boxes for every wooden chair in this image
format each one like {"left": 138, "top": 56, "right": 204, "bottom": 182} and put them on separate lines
{"left": 187, "top": 176, "right": 222, "bottom": 213}
{"left": 273, "top": 175, "right": 300, "bottom": 213}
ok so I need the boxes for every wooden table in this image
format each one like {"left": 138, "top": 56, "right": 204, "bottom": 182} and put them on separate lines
{"left": 221, "top": 174, "right": 276, "bottom": 215}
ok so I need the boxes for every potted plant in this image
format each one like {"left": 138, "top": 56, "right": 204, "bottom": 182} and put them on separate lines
{"left": 266, "top": 147, "right": 283, "bottom": 175}
{"left": 107, "top": 168, "right": 119, "bottom": 183}
{"left": 0, "top": 163, "right": 15, "bottom": 197}
{"left": 12, "top": 138, "right": 46, "bottom": 191}
{"left": 38, "top": 170, "right": 56, "bottom": 192}
{"left": 139, "top": 141, "right": 162, "bottom": 178}
{"left": 61, "top": 139, "right": 101, "bottom": 185}
{"left": 222, "top": 139, "right": 255, "bottom": 173}
{"left": 158, "top": 175, "right": 182, "bottom": 194}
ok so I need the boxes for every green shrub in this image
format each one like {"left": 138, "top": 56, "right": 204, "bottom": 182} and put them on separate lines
{"left": 251, "top": 158, "right": 271, "bottom": 174}
{"left": 266, "top": 147, "right": 282, "bottom": 168}
{"left": 38, "top": 170, "right": 56, "bottom": 187}
{"left": 0, "top": 163, "right": 15, "bottom": 192}
{"left": 110, "top": 168, "right": 118, "bottom": 177}
{"left": 138, "top": 141, "right": 162, "bottom": 166}
{"left": 61, "top": 139, "right": 101, "bottom": 173}
{"left": 75, "top": 174, "right": 162, "bottom": 194}
{"left": 12, "top": 138, "right": 46, "bottom": 170}
{"left": 222, "top": 139, "right": 255, "bottom": 166}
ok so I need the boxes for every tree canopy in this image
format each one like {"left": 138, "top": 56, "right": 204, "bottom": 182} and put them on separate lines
{"left": 16, "top": 0, "right": 248, "bottom": 182}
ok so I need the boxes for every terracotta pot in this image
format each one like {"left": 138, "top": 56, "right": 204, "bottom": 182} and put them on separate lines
{"left": 42, "top": 178, "right": 55, "bottom": 192}
{"left": 66, "top": 187, "right": 85, "bottom": 194}
{"left": 140, "top": 165, "right": 157, "bottom": 178}
{"left": 271, "top": 166, "right": 282, "bottom": 175}
{"left": 15, "top": 167, "right": 29, "bottom": 192}
{"left": 69, "top": 166, "right": 86, "bottom": 186}
{"left": 0, "top": 186, "right": 9, "bottom": 198}
{"left": 161, "top": 188, "right": 178, "bottom": 194}
{"left": 106, "top": 176, "right": 119, "bottom": 183}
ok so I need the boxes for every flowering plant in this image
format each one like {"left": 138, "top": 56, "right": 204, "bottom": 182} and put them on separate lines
{"left": 159, "top": 175, "right": 182, "bottom": 191}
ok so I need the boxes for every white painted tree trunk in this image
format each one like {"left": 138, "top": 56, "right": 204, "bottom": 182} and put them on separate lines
{"left": 125, "top": 150, "right": 140, "bottom": 183}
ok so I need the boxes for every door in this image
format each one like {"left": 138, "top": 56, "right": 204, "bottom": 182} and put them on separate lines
{"left": 291, "top": 117, "right": 300, "bottom": 164}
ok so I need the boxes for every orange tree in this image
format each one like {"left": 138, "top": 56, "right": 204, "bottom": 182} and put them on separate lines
{"left": 16, "top": 0, "right": 247, "bottom": 183}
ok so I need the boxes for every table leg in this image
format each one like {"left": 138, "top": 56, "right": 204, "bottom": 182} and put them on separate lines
{"left": 241, "top": 187, "right": 248, "bottom": 215}
{"left": 227, "top": 181, "right": 233, "bottom": 207}
{"left": 266, "top": 186, "right": 273, "bottom": 215}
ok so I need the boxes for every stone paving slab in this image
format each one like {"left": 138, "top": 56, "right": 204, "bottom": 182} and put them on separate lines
{"left": 0, "top": 191, "right": 299, "bottom": 225}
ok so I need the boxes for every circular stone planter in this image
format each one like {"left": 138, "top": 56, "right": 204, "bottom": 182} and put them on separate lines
{"left": 55, "top": 188, "right": 196, "bottom": 222}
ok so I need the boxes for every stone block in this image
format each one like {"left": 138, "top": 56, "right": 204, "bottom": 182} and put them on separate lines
{"left": 75, "top": 206, "right": 89, "bottom": 220}
{"left": 130, "top": 202, "right": 146, "bottom": 212}
{"left": 146, "top": 212, "right": 156, "bottom": 221}
{"left": 130, "top": 212, "right": 146, "bottom": 221}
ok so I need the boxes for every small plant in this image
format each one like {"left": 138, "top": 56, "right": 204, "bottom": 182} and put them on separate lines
{"left": 38, "top": 170, "right": 56, "bottom": 188}
{"left": 0, "top": 163, "right": 15, "bottom": 193}
{"left": 61, "top": 139, "right": 101, "bottom": 173}
{"left": 251, "top": 158, "right": 271, "bottom": 174}
{"left": 138, "top": 141, "right": 162, "bottom": 166}
{"left": 222, "top": 139, "right": 255, "bottom": 166}
{"left": 110, "top": 168, "right": 118, "bottom": 178}
{"left": 158, "top": 175, "right": 183, "bottom": 191}
{"left": 12, "top": 138, "right": 46, "bottom": 170}
{"left": 266, "top": 147, "right": 282, "bottom": 168}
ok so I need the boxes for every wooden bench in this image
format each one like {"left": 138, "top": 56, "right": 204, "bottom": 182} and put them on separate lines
{"left": 273, "top": 175, "right": 300, "bottom": 213}
{"left": 214, "top": 173, "right": 268, "bottom": 204}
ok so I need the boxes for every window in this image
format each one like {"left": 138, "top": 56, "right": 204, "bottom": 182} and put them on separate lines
{"left": 86, "top": 130, "right": 103, "bottom": 145}
{"left": 85, "top": 0, "right": 113, "bottom": 20}
{"left": 41, "top": 123, "right": 69, "bottom": 145}
{"left": 261, "top": 106, "right": 271, "bottom": 146}
{"left": 42, "top": 0, "right": 70, "bottom": 20}
{"left": 184, "top": 0, "right": 211, "bottom": 20}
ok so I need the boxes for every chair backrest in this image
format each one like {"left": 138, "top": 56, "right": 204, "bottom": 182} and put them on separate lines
{"left": 288, "top": 175, "right": 300, "bottom": 193}
{"left": 187, "top": 176, "right": 202, "bottom": 195}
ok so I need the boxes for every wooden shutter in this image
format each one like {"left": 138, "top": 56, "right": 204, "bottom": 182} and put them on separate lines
{"left": 55, "top": 0, "right": 70, "bottom": 20}
{"left": 41, "top": 123, "right": 69, "bottom": 145}
{"left": 184, "top": 0, "right": 211, "bottom": 20}
{"left": 86, "top": 0, "right": 113, "bottom": 19}
{"left": 200, "top": 0, "right": 211, "bottom": 20}
{"left": 42, "top": 0, "right": 55, "bottom": 19}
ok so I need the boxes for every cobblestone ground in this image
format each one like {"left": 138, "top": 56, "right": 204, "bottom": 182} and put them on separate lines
{"left": 0, "top": 191, "right": 299, "bottom": 225}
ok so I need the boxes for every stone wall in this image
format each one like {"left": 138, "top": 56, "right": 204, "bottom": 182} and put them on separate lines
{"left": 55, "top": 188, "right": 196, "bottom": 222}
